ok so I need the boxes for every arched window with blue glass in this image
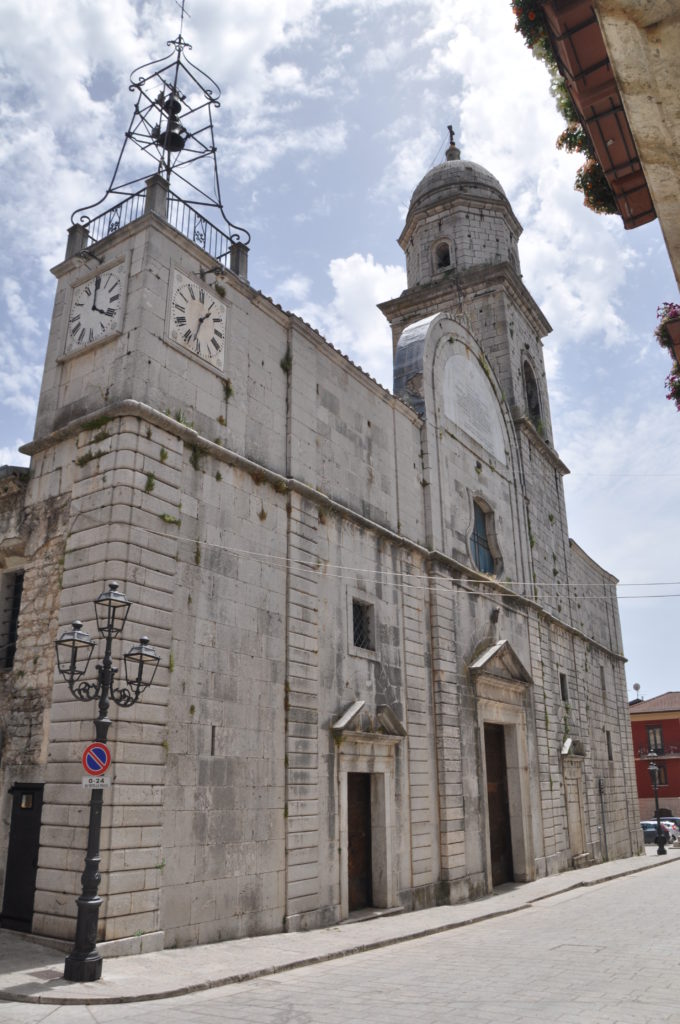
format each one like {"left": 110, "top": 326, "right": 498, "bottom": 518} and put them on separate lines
{"left": 470, "top": 500, "right": 497, "bottom": 574}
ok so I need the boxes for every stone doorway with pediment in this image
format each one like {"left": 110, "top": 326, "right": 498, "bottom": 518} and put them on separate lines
{"left": 470, "top": 640, "right": 536, "bottom": 892}
{"left": 332, "top": 701, "right": 406, "bottom": 919}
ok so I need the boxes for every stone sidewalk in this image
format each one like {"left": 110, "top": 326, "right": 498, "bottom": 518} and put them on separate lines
{"left": 1, "top": 848, "right": 678, "bottom": 1007}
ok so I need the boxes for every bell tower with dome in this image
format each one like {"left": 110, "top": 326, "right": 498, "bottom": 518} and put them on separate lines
{"left": 379, "top": 128, "right": 554, "bottom": 450}
{"left": 379, "top": 127, "right": 575, "bottom": 630}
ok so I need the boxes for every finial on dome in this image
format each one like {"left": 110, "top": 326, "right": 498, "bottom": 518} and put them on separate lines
{"left": 446, "top": 125, "right": 461, "bottom": 161}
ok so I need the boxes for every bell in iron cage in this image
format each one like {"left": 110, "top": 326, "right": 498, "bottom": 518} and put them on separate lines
{"left": 152, "top": 93, "right": 188, "bottom": 153}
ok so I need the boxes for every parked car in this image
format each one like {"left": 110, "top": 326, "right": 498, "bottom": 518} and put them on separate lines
{"left": 663, "top": 821, "right": 680, "bottom": 843}
{"left": 661, "top": 816, "right": 680, "bottom": 833}
{"left": 641, "top": 820, "right": 675, "bottom": 844}
{"left": 641, "top": 822, "right": 658, "bottom": 844}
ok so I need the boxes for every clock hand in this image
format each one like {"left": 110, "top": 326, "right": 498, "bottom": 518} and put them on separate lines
{"left": 91, "top": 276, "right": 114, "bottom": 315}
{"left": 191, "top": 311, "right": 212, "bottom": 349}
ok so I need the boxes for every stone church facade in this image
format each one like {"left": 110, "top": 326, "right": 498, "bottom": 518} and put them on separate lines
{"left": 0, "top": 139, "right": 641, "bottom": 953}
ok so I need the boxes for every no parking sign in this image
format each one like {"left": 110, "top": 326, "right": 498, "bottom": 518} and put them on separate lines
{"left": 82, "top": 742, "right": 111, "bottom": 776}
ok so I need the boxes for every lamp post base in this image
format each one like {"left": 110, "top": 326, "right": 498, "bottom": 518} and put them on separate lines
{"left": 64, "top": 950, "right": 103, "bottom": 982}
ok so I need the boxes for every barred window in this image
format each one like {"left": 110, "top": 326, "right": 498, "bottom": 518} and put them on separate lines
{"left": 352, "top": 599, "right": 374, "bottom": 651}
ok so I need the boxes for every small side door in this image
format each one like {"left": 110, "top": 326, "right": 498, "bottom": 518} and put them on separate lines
{"left": 1, "top": 783, "right": 44, "bottom": 932}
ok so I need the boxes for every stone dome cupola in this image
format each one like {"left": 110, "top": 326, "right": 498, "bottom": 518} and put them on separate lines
{"left": 399, "top": 128, "right": 522, "bottom": 288}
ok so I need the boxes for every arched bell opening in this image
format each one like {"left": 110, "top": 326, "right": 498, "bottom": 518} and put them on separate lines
{"left": 434, "top": 240, "right": 451, "bottom": 271}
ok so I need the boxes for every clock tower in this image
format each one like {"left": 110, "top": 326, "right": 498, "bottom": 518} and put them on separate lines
{"left": 19, "top": 30, "right": 258, "bottom": 951}
{"left": 33, "top": 26, "right": 250, "bottom": 447}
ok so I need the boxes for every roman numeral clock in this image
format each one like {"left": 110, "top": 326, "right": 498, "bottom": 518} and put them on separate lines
{"left": 65, "top": 260, "right": 128, "bottom": 354}
{"left": 168, "top": 268, "right": 226, "bottom": 369}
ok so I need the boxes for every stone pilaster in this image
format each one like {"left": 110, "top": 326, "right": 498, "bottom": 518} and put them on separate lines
{"left": 32, "top": 414, "right": 179, "bottom": 948}
{"left": 400, "top": 552, "right": 440, "bottom": 895}
{"left": 428, "top": 565, "right": 465, "bottom": 883}
{"left": 284, "top": 493, "right": 321, "bottom": 929}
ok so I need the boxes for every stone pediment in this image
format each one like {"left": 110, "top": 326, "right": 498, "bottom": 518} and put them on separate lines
{"left": 331, "top": 700, "right": 406, "bottom": 744}
{"left": 469, "top": 639, "right": 532, "bottom": 686}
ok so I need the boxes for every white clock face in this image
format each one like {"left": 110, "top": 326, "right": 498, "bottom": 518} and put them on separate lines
{"left": 169, "top": 272, "right": 226, "bottom": 368}
{"left": 67, "top": 270, "right": 123, "bottom": 352}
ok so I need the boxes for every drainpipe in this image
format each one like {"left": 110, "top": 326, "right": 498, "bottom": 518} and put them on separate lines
{"left": 598, "top": 778, "right": 609, "bottom": 861}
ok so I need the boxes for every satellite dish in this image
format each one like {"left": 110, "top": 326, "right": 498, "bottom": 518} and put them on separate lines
{"left": 633, "top": 683, "right": 641, "bottom": 694}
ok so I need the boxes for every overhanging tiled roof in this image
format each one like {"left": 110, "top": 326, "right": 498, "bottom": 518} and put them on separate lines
{"left": 541, "top": 0, "right": 655, "bottom": 229}
{"left": 629, "top": 692, "right": 680, "bottom": 715}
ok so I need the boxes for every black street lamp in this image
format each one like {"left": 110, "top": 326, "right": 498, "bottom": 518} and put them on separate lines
{"left": 55, "top": 582, "right": 159, "bottom": 982}
{"left": 648, "top": 758, "right": 667, "bottom": 857}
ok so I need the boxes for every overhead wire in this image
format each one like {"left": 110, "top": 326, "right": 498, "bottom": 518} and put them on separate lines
{"left": 205, "top": 543, "right": 679, "bottom": 600}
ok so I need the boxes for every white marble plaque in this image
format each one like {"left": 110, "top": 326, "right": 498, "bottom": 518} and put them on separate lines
{"left": 443, "top": 348, "right": 506, "bottom": 463}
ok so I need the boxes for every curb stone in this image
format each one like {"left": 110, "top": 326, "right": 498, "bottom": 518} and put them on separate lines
{"left": 1, "top": 852, "right": 678, "bottom": 1006}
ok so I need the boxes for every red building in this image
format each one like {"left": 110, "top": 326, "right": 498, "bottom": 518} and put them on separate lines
{"left": 629, "top": 693, "right": 680, "bottom": 819}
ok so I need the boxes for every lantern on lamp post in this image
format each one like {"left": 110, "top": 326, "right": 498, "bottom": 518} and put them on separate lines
{"left": 55, "top": 582, "right": 160, "bottom": 982}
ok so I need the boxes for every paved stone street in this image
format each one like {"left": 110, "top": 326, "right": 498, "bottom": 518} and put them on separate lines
{"left": 1, "top": 855, "right": 678, "bottom": 1024}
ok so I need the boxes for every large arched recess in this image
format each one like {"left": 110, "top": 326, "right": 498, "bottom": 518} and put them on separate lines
{"left": 394, "top": 313, "right": 528, "bottom": 579}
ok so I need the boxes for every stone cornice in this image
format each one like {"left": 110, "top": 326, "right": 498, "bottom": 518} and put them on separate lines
{"left": 513, "top": 415, "right": 570, "bottom": 475}
{"left": 21, "top": 399, "right": 624, "bottom": 663}
{"left": 378, "top": 260, "right": 552, "bottom": 339}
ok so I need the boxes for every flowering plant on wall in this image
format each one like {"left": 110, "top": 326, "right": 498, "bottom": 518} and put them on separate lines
{"left": 511, "top": 1, "right": 617, "bottom": 217}
{"left": 665, "top": 363, "right": 680, "bottom": 412}
{"left": 573, "top": 159, "right": 618, "bottom": 217}
{"left": 655, "top": 301, "right": 680, "bottom": 350}
{"left": 511, "top": 0, "right": 548, "bottom": 47}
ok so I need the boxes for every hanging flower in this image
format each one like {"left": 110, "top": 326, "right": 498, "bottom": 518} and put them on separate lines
{"left": 511, "top": 0, "right": 547, "bottom": 47}
{"left": 664, "top": 362, "right": 680, "bottom": 412}
{"left": 574, "top": 159, "right": 617, "bottom": 215}
{"left": 655, "top": 301, "right": 680, "bottom": 349}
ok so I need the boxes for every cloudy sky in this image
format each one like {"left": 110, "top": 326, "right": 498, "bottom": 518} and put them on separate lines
{"left": 0, "top": 0, "right": 677, "bottom": 700}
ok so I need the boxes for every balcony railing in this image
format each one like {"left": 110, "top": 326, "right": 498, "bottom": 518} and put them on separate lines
{"left": 82, "top": 190, "right": 146, "bottom": 245}
{"left": 73, "top": 181, "right": 245, "bottom": 272}
{"left": 166, "top": 192, "right": 233, "bottom": 266}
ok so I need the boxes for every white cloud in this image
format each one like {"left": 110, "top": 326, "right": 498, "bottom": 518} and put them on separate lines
{"left": 278, "top": 274, "right": 312, "bottom": 302}
{"left": 363, "top": 40, "right": 405, "bottom": 72}
{"left": 227, "top": 121, "right": 348, "bottom": 182}
{"left": 2, "top": 279, "right": 41, "bottom": 341}
{"left": 374, "top": 120, "right": 444, "bottom": 210}
{"left": 0, "top": 445, "right": 30, "bottom": 468}
{"left": 292, "top": 253, "right": 406, "bottom": 387}
{"left": 0, "top": 339, "right": 42, "bottom": 417}
{"left": 562, "top": 395, "right": 680, "bottom": 544}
